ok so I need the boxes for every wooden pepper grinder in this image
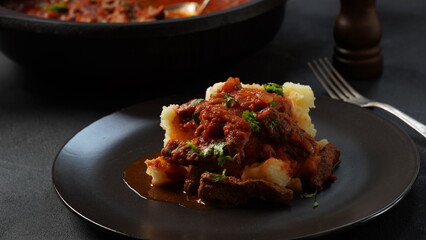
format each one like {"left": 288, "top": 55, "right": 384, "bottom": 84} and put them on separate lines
{"left": 333, "top": 0, "right": 383, "bottom": 79}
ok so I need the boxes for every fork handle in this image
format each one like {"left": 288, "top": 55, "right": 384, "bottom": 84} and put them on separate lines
{"left": 364, "top": 101, "right": 426, "bottom": 138}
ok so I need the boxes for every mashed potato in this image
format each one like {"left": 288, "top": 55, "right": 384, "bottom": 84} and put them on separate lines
{"left": 148, "top": 79, "right": 323, "bottom": 187}
{"left": 241, "top": 157, "right": 292, "bottom": 188}
{"left": 283, "top": 82, "right": 316, "bottom": 137}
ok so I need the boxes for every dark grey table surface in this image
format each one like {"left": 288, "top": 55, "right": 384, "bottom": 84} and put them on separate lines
{"left": 1, "top": 0, "right": 425, "bottom": 239}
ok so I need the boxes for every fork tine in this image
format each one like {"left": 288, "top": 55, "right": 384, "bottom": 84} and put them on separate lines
{"left": 322, "top": 58, "right": 363, "bottom": 99}
{"left": 307, "top": 60, "right": 339, "bottom": 100}
{"left": 317, "top": 58, "right": 353, "bottom": 101}
{"left": 307, "top": 61, "right": 338, "bottom": 99}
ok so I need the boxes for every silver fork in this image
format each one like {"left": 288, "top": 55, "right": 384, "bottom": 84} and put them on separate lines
{"left": 308, "top": 57, "right": 426, "bottom": 138}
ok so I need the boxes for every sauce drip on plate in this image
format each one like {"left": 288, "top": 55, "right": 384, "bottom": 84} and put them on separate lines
{"left": 123, "top": 153, "right": 211, "bottom": 210}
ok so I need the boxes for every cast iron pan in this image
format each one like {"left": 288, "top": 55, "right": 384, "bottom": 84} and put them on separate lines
{"left": 0, "top": 0, "right": 286, "bottom": 76}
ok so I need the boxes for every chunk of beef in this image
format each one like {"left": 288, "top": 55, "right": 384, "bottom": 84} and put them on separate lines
{"left": 198, "top": 172, "right": 293, "bottom": 207}
{"left": 176, "top": 98, "right": 207, "bottom": 123}
{"left": 300, "top": 143, "right": 341, "bottom": 189}
{"left": 257, "top": 107, "right": 318, "bottom": 159}
{"left": 161, "top": 139, "right": 203, "bottom": 166}
{"left": 183, "top": 165, "right": 210, "bottom": 195}
{"left": 193, "top": 104, "right": 251, "bottom": 166}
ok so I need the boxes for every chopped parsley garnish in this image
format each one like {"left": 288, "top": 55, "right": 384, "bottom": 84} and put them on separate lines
{"left": 201, "top": 141, "right": 226, "bottom": 156}
{"left": 300, "top": 189, "right": 319, "bottom": 208}
{"left": 189, "top": 98, "right": 204, "bottom": 107}
{"left": 242, "top": 110, "right": 260, "bottom": 132}
{"left": 192, "top": 112, "right": 200, "bottom": 124}
{"left": 201, "top": 142, "right": 233, "bottom": 166}
{"left": 269, "top": 100, "right": 276, "bottom": 107}
{"left": 186, "top": 141, "right": 233, "bottom": 166}
{"left": 300, "top": 192, "right": 317, "bottom": 199}
{"left": 263, "top": 82, "right": 283, "bottom": 96}
{"left": 217, "top": 155, "right": 233, "bottom": 167}
{"left": 269, "top": 118, "right": 279, "bottom": 130}
{"left": 212, "top": 169, "right": 227, "bottom": 182}
{"left": 185, "top": 141, "right": 201, "bottom": 155}
{"left": 44, "top": 3, "right": 68, "bottom": 12}
{"left": 224, "top": 93, "right": 237, "bottom": 107}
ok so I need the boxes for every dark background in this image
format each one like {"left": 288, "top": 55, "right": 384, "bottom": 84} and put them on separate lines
{"left": 1, "top": 0, "right": 425, "bottom": 239}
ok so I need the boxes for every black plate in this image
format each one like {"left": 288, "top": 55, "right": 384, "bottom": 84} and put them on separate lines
{"left": 52, "top": 95, "right": 419, "bottom": 239}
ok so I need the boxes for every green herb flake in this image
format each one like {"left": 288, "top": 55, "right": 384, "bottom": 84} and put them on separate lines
{"left": 188, "top": 141, "right": 233, "bottom": 167}
{"left": 200, "top": 142, "right": 234, "bottom": 167}
{"left": 300, "top": 188, "right": 319, "bottom": 208}
{"left": 185, "top": 141, "right": 201, "bottom": 155}
{"left": 192, "top": 112, "right": 200, "bottom": 124}
{"left": 217, "top": 155, "right": 233, "bottom": 167}
{"left": 263, "top": 82, "right": 283, "bottom": 96}
{"left": 189, "top": 98, "right": 204, "bottom": 107}
{"left": 44, "top": 3, "right": 68, "bottom": 12}
{"left": 224, "top": 93, "right": 237, "bottom": 107}
{"left": 242, "top": 110, "right": 260, "bottom": 132}
{"left": 300, "top": 192, "right": 317, "bottom": 199}
{"left": 201, "top": 141, "right": 226, "bottom": 157}
{"left": 269, "top": 100, "right": 276, "bottom": 107}
{"left": 269, "top": 118, "right": 279, "bottom": 130}
{"left": 212, "top": 169, "right": 227, "bottom": 182}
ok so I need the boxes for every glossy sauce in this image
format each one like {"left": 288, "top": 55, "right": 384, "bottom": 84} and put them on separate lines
{"left": 3, "top": 0, "right": 252, "bottom": 23}
{"left": 123, "top": 153, "right": 211, "bottom": 210}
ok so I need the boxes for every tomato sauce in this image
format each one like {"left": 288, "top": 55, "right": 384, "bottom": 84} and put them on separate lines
{"left": 3, "top": 0, "right": 252, "bottom": 23}
{"left": 123, "top": 78, "right": 341, "bottom": 208}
